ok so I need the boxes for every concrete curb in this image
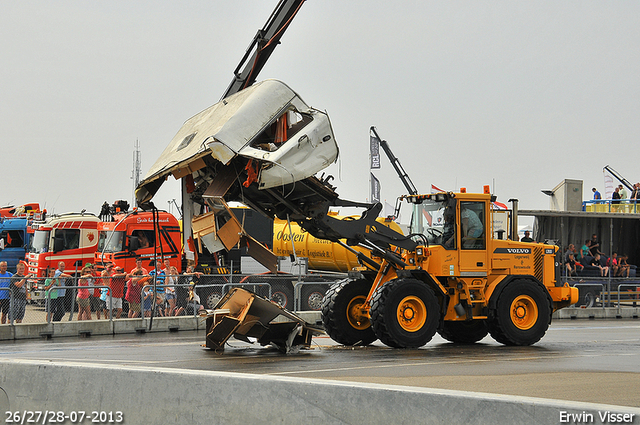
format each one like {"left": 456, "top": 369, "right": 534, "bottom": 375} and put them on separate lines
{"left": 553, "top": 306, "right": 640, "bottom": 319}
{"left": 2, "top": 309, "right": 638, "bottom": 341}
{"left": 1, "top": 359, "right": 639, "bottom": 425}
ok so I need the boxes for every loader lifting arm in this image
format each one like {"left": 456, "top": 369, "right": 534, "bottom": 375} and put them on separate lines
{"left": 221, "top": 0, "right": 306, "bottom": 99}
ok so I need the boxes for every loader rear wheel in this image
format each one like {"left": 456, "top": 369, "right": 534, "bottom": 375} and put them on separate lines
{"left": 488, "top": 279, "right": 552, "bottom": 346}
{"left": 370, "top": 278, "right": 440, "bottom": 348}
{"left": 438, "top": 320, "right": 488, "bottom": 344}
{"left": 321, "top": 279, "right": 376, "bottom": 346}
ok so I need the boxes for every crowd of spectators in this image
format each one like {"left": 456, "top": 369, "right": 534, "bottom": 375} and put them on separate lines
{"left": 37, "top": 257, "right": 204, "bottom": 322}
{"left": 564, "top": 234, "right": 634, "bottom": 278}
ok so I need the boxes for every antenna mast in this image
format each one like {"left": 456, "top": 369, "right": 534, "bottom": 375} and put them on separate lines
{"left": 132, "top": 139, "right": 142, "bottom": 207}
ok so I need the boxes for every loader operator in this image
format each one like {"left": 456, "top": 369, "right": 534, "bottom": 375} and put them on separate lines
{"left": 461, "top": 204, "right": 483, "bottom": 248}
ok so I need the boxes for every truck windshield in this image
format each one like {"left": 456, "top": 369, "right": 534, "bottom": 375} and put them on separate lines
{"left": 410, "top": 198, "right": 456, "bottom": 249}
{"left": 98, "top": 231, "right": 125, "bottom": 253}
{"left": 31, "top": 230, "right": 50, "bottom": 253}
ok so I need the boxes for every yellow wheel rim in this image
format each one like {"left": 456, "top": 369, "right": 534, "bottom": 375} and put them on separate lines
{"left": 510, "top": 295, "right": 538, "bottom": 330}
{"left": 346, "top": 295, "right": 370, "bottom": 330}
{"left": 397, "top": 296, "right": 427, "bottom": 332}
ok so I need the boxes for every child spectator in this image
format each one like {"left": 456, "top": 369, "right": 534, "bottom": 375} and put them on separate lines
{"left": 566, "top": 253, "right": 583, "bottom": 276}
{"left": 142, "top": 285, "right": 153, "bottom": 317}
{"left": 590, "top": 253, "right": 608, "bottom": 277}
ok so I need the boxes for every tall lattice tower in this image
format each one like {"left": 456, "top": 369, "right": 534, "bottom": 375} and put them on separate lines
{"left": 131, "top": 139, "right": 141, "bottom": 208}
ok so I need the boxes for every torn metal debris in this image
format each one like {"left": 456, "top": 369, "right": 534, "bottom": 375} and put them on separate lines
{"left": 204, "top": 288, "right": 324, "bottom": 353}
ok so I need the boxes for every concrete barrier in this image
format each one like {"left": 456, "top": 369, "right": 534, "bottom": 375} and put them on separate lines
{"left": 0, "top": 312, "right": 322, "bottom": 341}
{"left": 1, "top": 359, "right": 638, "bottom": 424}
{"left": 1, "top": 308, "right": 638, "bottom": 342}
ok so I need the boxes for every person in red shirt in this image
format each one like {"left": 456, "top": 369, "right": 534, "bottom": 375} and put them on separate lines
{"left": 107, "top": 265, "right": 127, "bottom": 319}
{"left": 77, "top": 264, "right": 92, "bottom": 321}
{"left": 125, "top": 270, "right": 150, "bottom": 318}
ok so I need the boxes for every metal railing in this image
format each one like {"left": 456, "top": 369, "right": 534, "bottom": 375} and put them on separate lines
{"left": 582, "top": 199, "right": 640, "bottom": 213}
{"left": 0, "top": 273, "right": 345, "bottom": 326}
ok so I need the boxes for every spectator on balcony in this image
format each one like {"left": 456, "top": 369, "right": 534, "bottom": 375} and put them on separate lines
{"left": 619, "top": 254, "right": 631, "bottom": 278}
{"left": 607, "top": 252, "right": 620, "bottom": 277}
{"left": 592, "top": 187, "right": 601, "bottom": 200}
{"left": 520, "top": 231, "right": 534, "bottom": 243}
{"left": 565, "top": 244, "right": 581, "bottom": 263}
{"left": 631, "top": 184, "right": 640, "bottom": 204}
{"left": 581, "top": 240, "right": 591, "bottom": 259}
{"left": 590, "top": 253, "right": 609, "bottom": 277}
{"left": 619, "top": 185, "right": 628, "bottom": 200}
{"left": 566, "top": 253, "right": 583, "bottom": 276}
{"left": 589, "top": 234, "right": 602, "bottom": 257}
{"left": 612, "top": 187, "right": 621, "bottom": 211}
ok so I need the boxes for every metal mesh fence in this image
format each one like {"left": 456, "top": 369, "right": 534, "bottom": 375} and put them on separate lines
{"left": 0, "top": 273, "right": 344, "bottom": 325}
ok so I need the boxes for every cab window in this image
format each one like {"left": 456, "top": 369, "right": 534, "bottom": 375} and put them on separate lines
{"left": 460, "top": 201, "right": 485, "bottom": 250}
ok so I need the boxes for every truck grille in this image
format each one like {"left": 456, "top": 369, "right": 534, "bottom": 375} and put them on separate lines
{"left": 534, "top": 246, "right": 544, "bottom": 282}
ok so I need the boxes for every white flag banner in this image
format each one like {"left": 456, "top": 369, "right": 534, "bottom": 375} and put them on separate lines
{"left": 371, "top": 173, "right": 381, "bottom": 202}
{"left": 603, "top": 168, "right": 615, "bottom": 199}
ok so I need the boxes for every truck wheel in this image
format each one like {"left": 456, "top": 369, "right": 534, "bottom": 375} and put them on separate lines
{"left": 582, "top": 291, "right": 596, "bottom": 308}
{"left": 205, "top": 291, "right": 223, "bottom": 309}
{"left": 369, "top": 278, "right": 440, "bottom": 348}
{"left": 438, "top": 320, "right": 488, "bottom": 344}
{"left": 488, "top": 279, "right": 552, "bottom": 346}
{"left": 270, "top": 282, "right": 294, "bottom": 310}
{"left": 301, "top": 285, "right": 326, "bottom": 311}
{"left": 321, "top": 279, "right": 376, "bottom": 346}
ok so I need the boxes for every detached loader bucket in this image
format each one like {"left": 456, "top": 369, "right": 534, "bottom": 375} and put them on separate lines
{"left": 204, "top": 288, "right": 323, "bottom": 353}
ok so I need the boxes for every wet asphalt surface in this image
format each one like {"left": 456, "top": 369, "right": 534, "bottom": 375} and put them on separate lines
{"left": 1, "top": 319, "right": 639, "bottom": 407}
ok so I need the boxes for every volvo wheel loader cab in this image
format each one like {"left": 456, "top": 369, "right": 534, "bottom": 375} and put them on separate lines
{"left": 321, "top": 190, "right": 578, "bottom": 348}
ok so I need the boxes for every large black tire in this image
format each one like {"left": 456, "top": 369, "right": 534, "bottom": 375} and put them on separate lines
{"left": 438, "top": 320, "right": 488, "bottom": 344}
{"left": 369, "top": 278, "right": 440, "bottom": 348}
{"left": 321, "top": 279, "right": 376, "bottom": 346}
{"left": 488, "top": 279, "right": 552, "bottom": 346}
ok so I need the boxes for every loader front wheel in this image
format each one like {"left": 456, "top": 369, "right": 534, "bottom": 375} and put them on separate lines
{"left": 370, "top": 278, "right": 440, "bottom": 348}
{"left": 488, "top": 279, "right": 552, "bottom": 346}
{"left": 438, "top": 320, "right": 488, "bottom": 344}
{"left": 321, "top": 279, "right": 376, "bottom": 346}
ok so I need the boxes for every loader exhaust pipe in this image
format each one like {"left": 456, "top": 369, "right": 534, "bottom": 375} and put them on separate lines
{"left": 509, "top": 198, "right": 519, "bottom": 241}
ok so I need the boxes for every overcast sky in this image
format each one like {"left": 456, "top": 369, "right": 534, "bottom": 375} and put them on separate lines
{"left": 1, "top": 1, "right": 639, "bottom": 220}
